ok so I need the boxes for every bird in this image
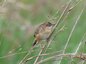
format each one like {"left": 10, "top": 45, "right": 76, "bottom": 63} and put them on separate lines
{"left": 32, "top": 22, "right": 55, "bottom": 46}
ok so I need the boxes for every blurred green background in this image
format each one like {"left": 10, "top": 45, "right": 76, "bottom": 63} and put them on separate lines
{"left": 0, "top": 0, "right": 86, "bottom": 64}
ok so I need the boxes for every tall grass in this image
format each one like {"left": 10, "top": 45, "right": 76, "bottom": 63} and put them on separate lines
{"left": 0, "top": 0, "right": 86, "bottom": 64}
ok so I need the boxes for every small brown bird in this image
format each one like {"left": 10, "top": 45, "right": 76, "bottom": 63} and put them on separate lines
{"left": 32, "top": 22, "right": 55, "bottom": 46}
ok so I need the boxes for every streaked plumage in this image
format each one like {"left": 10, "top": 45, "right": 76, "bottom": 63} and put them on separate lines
{"left": 33, "top": 22, "right": 55, "bottom": 46}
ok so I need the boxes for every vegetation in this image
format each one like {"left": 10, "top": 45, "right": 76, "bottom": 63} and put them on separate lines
{"left": 0, "top": 0, "right": 86, "bottom": 64}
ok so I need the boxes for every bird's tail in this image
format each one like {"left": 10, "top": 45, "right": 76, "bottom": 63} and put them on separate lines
{"left": 32, "top": 39, "right": 37, "bottom": 46}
